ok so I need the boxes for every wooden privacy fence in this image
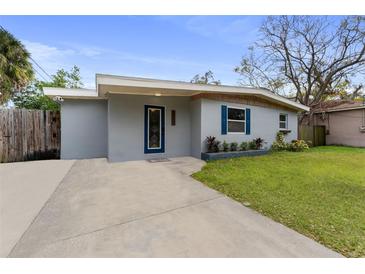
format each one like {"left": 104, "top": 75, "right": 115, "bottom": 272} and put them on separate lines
{"left": 0, "top": 109, "right": 60, "bottom": 163}
{"left": 299, "top": 125, "right": 326, "bottom": 147}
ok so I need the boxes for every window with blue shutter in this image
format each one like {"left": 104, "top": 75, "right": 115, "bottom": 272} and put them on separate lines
{"left": 246, "top": 108, "right": 251, "bottom": 135}
{"left": 221, "top": 105, "right": 227, "bottom": 135}
{"left": 227, "top": 107, "right": 245, "bottom": 133}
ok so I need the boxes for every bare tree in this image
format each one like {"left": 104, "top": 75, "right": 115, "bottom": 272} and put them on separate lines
{"left": 235, "top": 16, "right": 365, "bottom": 109}
{"left": 191, "top": 70, "right": 221, "bottom": 85}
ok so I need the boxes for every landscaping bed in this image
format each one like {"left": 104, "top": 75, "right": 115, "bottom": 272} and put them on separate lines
{"left": 193, "top": 146, "right": 365, "bottom": 257}
{"left": 201, "top": 149, "right": 268, "bottom": 160}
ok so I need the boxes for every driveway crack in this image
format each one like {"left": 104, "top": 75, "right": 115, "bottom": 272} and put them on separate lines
{"left": 41, "top": 194, "right": 224, "bottom": 248}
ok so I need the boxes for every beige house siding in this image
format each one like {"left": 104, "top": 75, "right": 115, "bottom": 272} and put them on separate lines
{"left": 314, "top": 109, "right": 365, "bottom": 147}
{"left": 191, "top": 93, "right": 295, "bottom": 112}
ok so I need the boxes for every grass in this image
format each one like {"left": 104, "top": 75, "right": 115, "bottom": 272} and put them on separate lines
{"left": 192, "top": 146, "right": 365, "bottom": 257}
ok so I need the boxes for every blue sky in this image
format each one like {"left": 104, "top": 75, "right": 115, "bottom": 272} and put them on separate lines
{"left": 0, "top": 16, "right": 266, "bottom": 88}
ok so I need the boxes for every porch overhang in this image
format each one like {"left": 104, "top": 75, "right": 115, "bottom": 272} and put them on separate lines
{"left": 96, "top": 74, "right": 309, "bottom": 112}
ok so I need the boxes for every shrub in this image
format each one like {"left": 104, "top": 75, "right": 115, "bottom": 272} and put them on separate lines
{"left": 205, "top": 136, "right": 220, "bottom": 153}
{"left": 230, "top": 142, "right": 238, "bottom": 151}
{"left": 222, "top": 140, "right": 229, "bottom": 152}
{"left": 240, "top": 141, "right": 249, "bottom": 151}
{"left": 214, "top": 140, "right": 221, "bottom": 152}
{"left": 271, "top": 131, "right": 309, "bottom": 152}
{"left": 205, "top": 136, "right": 216, "bottom": 153}
{"left": 289, "top": 140, "right": 309, "bottom": 152}
{"left": 249, "top": 140, "right": 257, "bottom": 150}
{"left": 271, "top": 132, "right": 289, "bottom": 151}
{"left": 254, "top": 138, "right": 264, "bottom": 150}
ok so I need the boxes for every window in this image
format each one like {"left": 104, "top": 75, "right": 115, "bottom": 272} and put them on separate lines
{"left": 279, "top": 114, "right": 288, "bottom": 129}
{"left": 227, "top": 107, "right": 245, "bottom": 133}
{"left": 171, "top": 110, "right": 176, "bottom": 126}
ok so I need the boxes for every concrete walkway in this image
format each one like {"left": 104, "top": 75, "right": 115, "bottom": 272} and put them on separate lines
{"left": 0, "top": 159, "right": 75, "bottom": 257}
{"left": 3, "top": 157, "right": 341, "bottom": 257}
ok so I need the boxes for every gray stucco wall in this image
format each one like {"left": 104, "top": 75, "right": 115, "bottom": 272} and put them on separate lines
{"left": 190, "top": 99, "right": 202, "bottom": 158}
{"left": 200, "top": 99, "right": 298, "bottom": 152}
{"left": 108, "top": 94, "right": 191, "bottom": 162}
{"left": 61, "top": 99, "right": 108, "bottom": 159}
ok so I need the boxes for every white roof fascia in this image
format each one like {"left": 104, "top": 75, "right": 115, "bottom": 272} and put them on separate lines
{"left": 43, "top": 87, "right": 99, "bottom": 99}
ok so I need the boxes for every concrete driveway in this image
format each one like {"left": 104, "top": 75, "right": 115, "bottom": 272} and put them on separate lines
{"left": 0, "top": 159, "right": 75, "bottom": 257}
{"left": 2, "top": 157, "right": 341, "bottom": 257}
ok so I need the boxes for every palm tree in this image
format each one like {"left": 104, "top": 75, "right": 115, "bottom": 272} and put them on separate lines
{"left": 0, "top": 27, "right": 34, "bottom": 104}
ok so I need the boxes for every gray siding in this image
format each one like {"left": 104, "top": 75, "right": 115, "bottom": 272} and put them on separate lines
{"left": 108, "top": 94, "right": 191, "bottom": 162}
{"left": 61, "top": 99, "right": 107, "bottom": 159}
{"left": 190, "top": 99, "right": 202, "bottom": 158}
{"left": 200, "top": 99, "right": 298, "bottom": 152}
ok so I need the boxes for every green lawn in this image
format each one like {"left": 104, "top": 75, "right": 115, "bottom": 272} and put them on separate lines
{"left": 192, "top": 146, "right": 365, "bottom": 257}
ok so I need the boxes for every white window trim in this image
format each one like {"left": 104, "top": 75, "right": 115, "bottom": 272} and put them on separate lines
{"left": 227, "top": 106, "right": 246, "bottom": 134}
{"left": 279, "top": 113, "right": 288, "bottom": 130}
{"left": 147, "top": 107, "right": 162, "bottom": 150}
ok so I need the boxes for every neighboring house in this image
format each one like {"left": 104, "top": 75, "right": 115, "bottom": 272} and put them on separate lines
{"left": 310, "top": 100, "right": 365, "bottom": 147}
{"left": 44, "top": 74, "right": 309, "bottom": 162}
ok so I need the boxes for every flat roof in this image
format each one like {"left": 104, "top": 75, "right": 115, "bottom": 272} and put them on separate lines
{"left": 44, "top": 74, "right": 310, "bottom": 112}
{"left": 43, "top": 87, "right": 98, "bottom": 99}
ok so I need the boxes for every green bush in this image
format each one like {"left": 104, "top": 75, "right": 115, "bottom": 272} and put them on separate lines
{"left": 230, "top": 142, "right": 238, "bottom": 151}
{"left": 240, "top": 141, "right": 249, "bottom": 151}
{"left": 289, "top": 140, "right": 309, "bottom": 152}
{"left": 249, "top": 140, "right": 257, "bottom": 150}
{"left": 271, "top": 132, "right": 289, "bottom": 151}
{"left": 271, "top": 131, "right": 309, "bottom": 152}
{"left": 222, "top": 140, "right": 229, "bottom": 152}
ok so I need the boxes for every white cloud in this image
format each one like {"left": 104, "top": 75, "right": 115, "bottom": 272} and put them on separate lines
{"left": 78, "top": 47, "right": 102, "bottom": 57}
{"left": 23, "top": 40, "right": 75, "bottom": 61}
{"left": 185, "top": 16, "right": 260, "bottom": 45}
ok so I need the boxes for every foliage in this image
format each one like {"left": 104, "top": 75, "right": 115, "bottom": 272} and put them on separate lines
{"left": 207, "top": 138, "right": 266, "bottom": 153}
{"left": 38, "top": 65, "right": 83, "bottom": 89}
{"left": 205, "top": 136, "right": 216, "bottom": 153}
{"left": 253, "top": 137, "right": 264, "bottom": 150}
{"left": 191, "top": 70, "right": 221, "bottom": 85}
{"left": 0, "top": 27, "right": 34, "bottom": 104}
{"left": 239, "top": 141, "right": 249, "bottom": 151}
{"left": 235, "top": 16, "right": 365, "bottom": 109}
{"left": 205, "top": 136, "right": 220, "bottom": 153}
{"left": 13, "top": 66, "right": 83, "bottom": 111}
{"left": 271, "top": 131, "right": 309, "bottom": 152}
{"left": 12, "top": 81, "right": 59, "bottom": 111}
{"left": 289, "top": 140, "right": 310, "bottom": 152}
{"left": 248, "top": 140, "right": 257, "bottom": 150}
{"left": 222, "top": 140, "right": 229, "bottom": 152}
{"left": 271, "top": 132, "right": 289, "bottom": 151}
{"left": 193, "top": 146, "right": 365, "bottom": 257}
{"left": 230, "top": 142, "right": 238, "bottom": 151}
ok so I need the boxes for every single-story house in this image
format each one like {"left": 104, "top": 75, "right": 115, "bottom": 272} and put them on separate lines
{"left": 310, "top": 100, "right": 365, "bottom": 147}
{"left": 44, "top": 74, "right": 309, "bottom": 162}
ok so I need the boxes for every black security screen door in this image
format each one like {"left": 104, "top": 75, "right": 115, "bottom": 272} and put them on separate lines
{"left": 144, "top": 105, "right": 165, "bottom": 154}
{"left": 148, "top": 108, "right": 161, "bottom": 149}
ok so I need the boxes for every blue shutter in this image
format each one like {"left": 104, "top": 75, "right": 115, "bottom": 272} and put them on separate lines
{"left": 221, "top": 105, "right": 227, "bottom": 135}
{"left": 246, "top": 108, "right": 251, "bottom": 135}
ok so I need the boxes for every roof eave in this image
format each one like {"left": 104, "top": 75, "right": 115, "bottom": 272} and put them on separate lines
{"left": 96, "top": 74, "right": 309, "bottom": 112}
{"left": 314, "top": 105, "right": 365, "bottom": 113}
{"left": 43, "top": 87, "right": 100, "bottom": 99}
